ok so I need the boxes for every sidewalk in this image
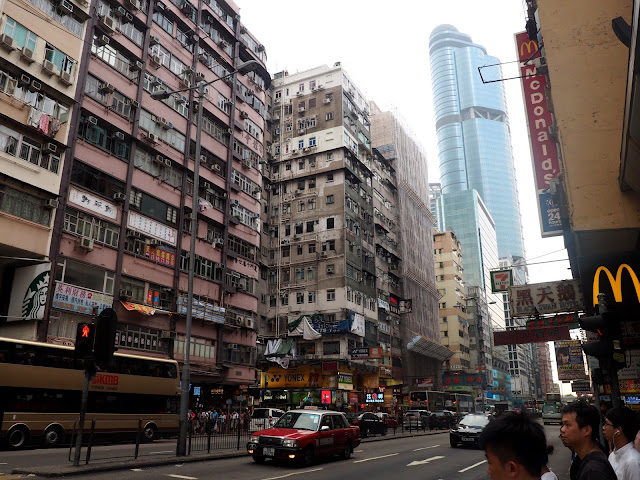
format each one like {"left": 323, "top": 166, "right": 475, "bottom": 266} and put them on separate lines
{"left": 12, "top": 429, "right": 448, "bottom": 477}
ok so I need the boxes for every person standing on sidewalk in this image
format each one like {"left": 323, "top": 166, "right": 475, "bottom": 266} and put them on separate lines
{"left": 479, "top": 410, "right": 548, "bottom": 480}
{"left": 560, "top": 400, "right": 617, "bottom": 480}
{"left": 603, "top": 406, "right": 640, "bottom": 480}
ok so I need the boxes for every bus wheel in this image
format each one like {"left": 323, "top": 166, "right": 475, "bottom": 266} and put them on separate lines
{"left": 8, "top": 426, "right": 29, "bottom": 449}
{"left": 42, "top": 425, "right": 64, "bottom": 448}
{"left": 143, "top": 424, "right": 158, "bottom": 443}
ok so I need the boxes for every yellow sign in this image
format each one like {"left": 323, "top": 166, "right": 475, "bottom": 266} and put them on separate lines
{"left": 261, "top": 367, "right": 328, "bottom": 388}
{"left": 519, "top": 39, "right": 539, "bottom": 59}
{"left": 593, "top": 264, "right": 640, "bottom": 306}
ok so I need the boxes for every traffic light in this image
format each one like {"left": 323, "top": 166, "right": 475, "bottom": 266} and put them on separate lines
{"left": 75, "top": 322, "right": 96, "bottom": 358}
{"left": 94, "top": 308, "right": 118, "bottom": 369}
{"left": 579, "top": 311, "right": 625, "bottom": 370}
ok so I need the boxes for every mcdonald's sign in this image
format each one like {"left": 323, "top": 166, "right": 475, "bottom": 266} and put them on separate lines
{"left": 578, "top": 253, "right": 640, "bottom": 315}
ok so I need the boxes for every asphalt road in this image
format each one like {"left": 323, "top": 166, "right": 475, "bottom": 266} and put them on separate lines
{"left": 2, "top": 425, "right": 572, "bottom": 480}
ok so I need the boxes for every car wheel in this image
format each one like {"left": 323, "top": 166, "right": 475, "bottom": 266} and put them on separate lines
{"left": 253, "top": 456, "right": 265, "bottom": 463}
{"left": 300, "top": 446, "right": 314, "bottom": 467}
{"left": 342, "top": 441, "right": 352, "bottom": 460}
{"left": 450, "top": 440, "right": 457, "bottom": 448}
{"left": 42, "top": 425, "right": 64, "bottom": 448}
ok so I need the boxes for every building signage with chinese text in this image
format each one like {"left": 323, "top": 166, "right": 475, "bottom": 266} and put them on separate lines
{"left": 508, "top": 279, "right": 583, "bottom": 317}
{"left": 52, "top": 282, "right": 113, "bottom": 314}
{"left": 69, "top": 187, "right": 118, "bottom": 220}
{"left": 365, "top": 392, "right": 385, "bottom": 403}
{"left": 494, "top": 325, "right": 571, "bottom": 346}
{"left": 443, "top": 373, "right": 486, "bottom": 387}
{"left": 128, "top": 211, "right": 177, "bottom": 246}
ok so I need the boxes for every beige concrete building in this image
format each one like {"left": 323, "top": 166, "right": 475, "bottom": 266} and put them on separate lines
{"left": 434, "top": 230, "right": 470, "bottom": 372}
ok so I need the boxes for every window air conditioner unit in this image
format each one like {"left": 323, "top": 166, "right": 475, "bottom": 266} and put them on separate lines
{"left": 327, "top": 267, "right": 335, "bottom": 274}
{"left": 115, "top": 5, "right": 127, "bottom": 16}
{"left": 119, "top": 289, "right": 133, "bottom": 299}
{"left": 298, "top": 107, "right": 305, "bottom": 113}
{"left": 199, "top": 52, "right": 209, "bottom": 63}
{"left": 46, "top": 143, "right": 57, "bottom": 153}
{"left": 163, "top": 158, "right": 172, "bottom": 167}
{"left": 150, "top": 55, "right": 162, "bottom": 67}
{"left": 20, "top": 46, "right": 35, "bottom": 63}
{"left": 130, "top": 60, "right": 143, "bottom": 72}
{"left": 96, "top": 35, "right": 110, "bottom": 47}
{"left": 45, "top": 199, "right": 59, "bottom": 209}
{"left": 59, "top": 71, "right": 73, "bottom": 86}
{"left": 113, "top": 192, "right": 126, "bottom": 202}
{"left": 203, "top": 181, "right": 211, "bottom": 188}
{"left": 153, "top": 154, "right": 164, "bottom": 163}
{"left": 229, "top": 343, "right": 238, "bottom": 350}
{"left": 0, "top": 33, "right": 15, "bottom": 50}
{"left": 213, "top": 238, "right": 224, "bottom": 247}
{"left": 125, "top": 12, "right": 134, "bottom": 22}
{"left": 98, "top": 15, "right": 116, "bottom": 33}
{"left": 160, "top": 117, "right": 171, "bottom": 129}
{"left": 150, "top": 36, "right": 160, "bottom": 46}
{"left": 77, "top": 237, "right": 94, "bottom": 251}
{"left": 213, "top": 164, "right": 221, "bottom": 171}
{"left": 240, "top": 111, "right": 249, "bottom": 119}
{"left": 179, "top": 77, "right": 191, "bottom": 88}
{"left": 19, "top": 74, "right": 31, "bottom": 86}
{"left": 160, "top": 330, "right": 175, "bottom": 339}
{"left": 100, "top": 83, "right": 114, "bottom": 93}
{"left": 245, "top": 317, "right": 255, "bottom": 329}
{"left": 145, "top": 132, "right": 159, "bottom": 143}
{"left": 88, "top": 116, "right": 98, "bottom": 125}
{"left": 60, "top": 0, "right": 74, "bottom": 13}
{"left": 175, "top": 95, "right": 187, "bottom": 105}
{"left": 151, "top": 77, "right": 162, "bottom": 87}
{"left": 41, "top": 59, "right": 56, "bottom": 76}
{"left": 127, "top": 0, "right": 141, "bottom": 10}
{"left": 115, "top": 132, "right": 125, "bottom": 140}
{"left": 323, "top": 98, "right": 331, "bottom": 105}
{"left": 131, "top": 100, "right": 140, "bottom": 108}
{"left": 242, "top": 159, "right": 251, "bottom": 169}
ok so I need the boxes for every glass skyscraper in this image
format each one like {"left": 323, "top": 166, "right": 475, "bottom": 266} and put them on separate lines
{"left": 429, "top": 25, "right": 525, "bottom": 264}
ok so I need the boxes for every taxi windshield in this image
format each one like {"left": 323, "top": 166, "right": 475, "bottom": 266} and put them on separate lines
{"left": 273, "top": 412, "right": 320, "bottom": 431}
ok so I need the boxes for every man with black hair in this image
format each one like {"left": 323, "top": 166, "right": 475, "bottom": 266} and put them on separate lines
{"left": 560, "top": 400, "right": 617, "bottom": 480}
{"left": 479, "top": 410, "right": 547, "bottom": 480}
{"left": 603, "top": 406, "right": 640, "bottom": 480}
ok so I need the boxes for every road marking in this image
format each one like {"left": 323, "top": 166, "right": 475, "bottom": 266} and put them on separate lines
{"left": 458, "top": 460, "right": 487, "bottom": 472}
{"left": 260, "top": 468, "right": 323, "bottom": 480}
{"left": 407, "top": 455, "right": 444, "bottom": 466}
{"left": 353, "top": 453, "right": 399, "bottom": 463}
{"left": 413, "top": 445, "right": 440, "bottom": 451}
{"left": 355, "top": 449, "right": 364, "bottom": 453}
{"left": 166, "top": 475, "right": 198, "bottom": 480}
{"left": 131, "top": 468, "right": 144, "bottom": 471}
{"left": 150, "top": 450, "right": 174, "bottom": 454}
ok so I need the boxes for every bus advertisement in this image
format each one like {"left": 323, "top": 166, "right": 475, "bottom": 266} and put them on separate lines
{"left": 0, "top": 336, "right": 180, "bottom": 449}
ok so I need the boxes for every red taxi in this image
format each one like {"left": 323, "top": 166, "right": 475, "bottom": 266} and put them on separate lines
{"left": 246, "top": 408, "right": 361, "bottom": 466}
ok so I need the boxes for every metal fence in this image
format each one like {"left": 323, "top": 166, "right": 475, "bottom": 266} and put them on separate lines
{"left": 186, "top": 419, "right": 251, "bottom": 454}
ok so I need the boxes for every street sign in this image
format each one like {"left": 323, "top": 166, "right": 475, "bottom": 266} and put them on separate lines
{"left": 493, "top": 325, "right": 571, "bottom": 346}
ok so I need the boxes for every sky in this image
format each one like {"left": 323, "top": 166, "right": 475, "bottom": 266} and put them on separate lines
{"left": 239, "top": 0, "right": 572, "bottom": 285}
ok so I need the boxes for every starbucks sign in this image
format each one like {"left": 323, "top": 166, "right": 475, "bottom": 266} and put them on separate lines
{"left": 8, "top": 263, "right": 51, "bottom": 321}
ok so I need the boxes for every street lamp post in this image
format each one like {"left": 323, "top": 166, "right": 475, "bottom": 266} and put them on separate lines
{"left": 151, "top": 59, "right": 259, "bottom": 457}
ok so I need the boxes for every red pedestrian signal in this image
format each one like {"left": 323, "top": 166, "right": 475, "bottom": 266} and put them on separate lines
{"left": 75, "top": 322, "right": 96, "bottom": 358}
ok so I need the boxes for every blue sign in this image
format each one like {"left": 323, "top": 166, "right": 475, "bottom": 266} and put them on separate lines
{"left": 193, "top": 386, "right": 201, "bottom": 396}
{"left": 538, "top": 191, "right": 562, "bottom": 237}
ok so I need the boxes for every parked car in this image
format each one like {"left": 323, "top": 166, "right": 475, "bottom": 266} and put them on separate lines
{"left": 246, "top": 409, "right": 361, "bottom": 466}
{"left": 250, "top": 408, "right": 285, "bottom": 432}
{"left": 350, "top": 412, "right": 387, "bottom": 437}
{"left": 375, "top": 412, "right": 398, "bottom": 429}
{"left": 403, "top": 410, "right": 431, "bottom": 429}
{"left": 449, "top": 413, "right": 492, "bottom": 448}
{"left": 429, "top": 411, "right": 456, "bottom": 430}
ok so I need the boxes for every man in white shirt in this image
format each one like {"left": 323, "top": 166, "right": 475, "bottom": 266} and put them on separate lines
{"left": 603, "top": 406, "right": 640, "bottom": 480}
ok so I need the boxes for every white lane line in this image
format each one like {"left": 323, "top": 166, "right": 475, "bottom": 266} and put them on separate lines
{"left": 166, "top": 475, "right": 198, "bottom": 480}
{"left": 458, "top": 460, "right": 487, "bottom": 473}
{"left": 260, "top": 468, "right": 323, "bottom": 480}
{"left": 407, "top": 455, "right": 445, "bottom": 466}
{"left": 413, "top": 444, "right": 440, "bottom": 451}
{"left": 353, "top": 453, "right": 399, "bottom": 463}
{"left": 355, "top": 449, "right": 364, "bottom": 453}
{"left": 131, "top": 468, "right": 143, "bottom": 471}
{"left": 151, "top": 450, "right": 174, "bottom": 454}
{"left": 0, "top": 462, "right": 8, "bottom": 464}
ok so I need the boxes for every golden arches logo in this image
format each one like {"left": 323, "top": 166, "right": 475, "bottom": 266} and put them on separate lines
{"left": 592, "top": 264, "right": 640, "bottom": 306}
{"left": 519, "top": 39, "right": 539, "bottom": 58}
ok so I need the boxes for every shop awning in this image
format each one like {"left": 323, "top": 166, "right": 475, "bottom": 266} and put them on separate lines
{"left": 120, "top": 301, "right": 156, "bottom": 315}
{"left": 407, "top": 334, "right": 454, "bottom": 362}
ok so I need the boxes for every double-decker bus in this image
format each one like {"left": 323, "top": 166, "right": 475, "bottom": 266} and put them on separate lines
{"left": 0, "top": 336, "right": 180, "bottom": 449}
{"left": 408, "top": 390, "right": 446, "bottom": 411}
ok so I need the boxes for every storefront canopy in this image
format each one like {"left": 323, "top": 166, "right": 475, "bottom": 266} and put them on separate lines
{"left": 407, "top": 335, "right": 454, "bottom": 362}
{"left": 120, "top": 301, "right": 156, "bottom": 315}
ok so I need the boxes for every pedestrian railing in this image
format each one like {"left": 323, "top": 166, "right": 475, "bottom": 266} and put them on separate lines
{"left": 186, "top": 421, "right": 251, "bottom": 454}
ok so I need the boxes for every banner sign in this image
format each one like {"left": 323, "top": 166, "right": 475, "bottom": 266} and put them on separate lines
{"left": 443, "top": 373, "right": 486, "bottom": 387}
{"left": 494, "top": 325, "right": 570, "bottom": 346}
{"left": 365, "top": 392, "right": 385, "bottom": 403}
{"left": 69, "top": 187, "right": 118, "bottom": 220}
{"left": 491, "top": 269, "right": 514, "bottom": 293}
{"left": 572, "top": 380, "right": 592, "bottom": 393}
{"left": 338, "top": 372, "right": 353, "bottom": 391}
{"left": 52, "top": 282, "right": 113, "bottom": 315}
{"left": 604, "top": 379, "right": 640, "bottom": 395}
{"left": 526, "top": 313, "right": 580, "bottom": 330}
{"left": 508, "top": 279, "right": 584, "bottom": 317}
{"left": 7, "top": 263, "right": 51, "bottom": 321}
{"left": 349, "top": 347, "right": 383, "bottom": 359}
{"left": 555, "top": 340, "right": 588, "bottom": 381}
{"left": 515, "top": 31, "right": 562, "bottom": 237}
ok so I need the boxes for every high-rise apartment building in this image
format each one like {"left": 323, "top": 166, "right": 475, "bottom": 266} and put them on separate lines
{"left": 429, "top": 24, "right": 525, "bottom": 265}
{"left": 254, "top": 65, "right": 447, "bottom": 409}
{"left": 1, "top": 0, "right": 270, "bottom": 407}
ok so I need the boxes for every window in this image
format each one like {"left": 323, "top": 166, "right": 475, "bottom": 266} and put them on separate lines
{"left": 306, "top": 221, "right": 314, "bottom": 232}
{"left": 297, "top": 180, "right": 305, "bottom": 190}
{"left": 326, "top": 195, "right": 334, "bottom": 204}
{"left": 298, "top": 140, "right": 304, "bottom": 149}
{"left": 309, "top": 80, "right": 316, "bottom": 90}
{"left": 299, "top": 160, "right": 305, "bottom": 170}
{"left": 307, "top": 267, "right": 315, "bottom": 280}
{"left": 65, "top": 208, "right": 120, "bottom": 248}
{"left": 3, "top": 17, "right": 38, "bottom": 51}
{"left": 296, "top": 245, "right": 303, "bottom": 255}
{"left": 285, "top": 163, "right": 291, "bottom": 171}
{"left": 298, "top": 83, "right": 304, "bottom": 92}
{"left": 326, "top": 112, "right": 333, "bottom": 121}
{"left": 308, "top": 291, "right": 316, "bottom": 303}
{"left": 323, "top": 341, "right": 340, "bottom": 355}
{"left": 282, "top": 246, "right": 290, "bottom": 257}
{"left": 297, "top": 201, "right": 305, "bottom": 212}
{"left": 295, "top": 268, "right": 305, "bottom": 280}
{"left": 309, "top": 137, "right": 316, "bottom": 147}
{"left": 308, "top": 243, "right": 316, "bottom": 254}
{"left": 308, "top": 198, "right": 316, "bottom": 210}
{"left": 327, "top": 217, "right": 334, "bottom": 229}
{"left": 296, "top": 292, "right": 304, "bottom": 304}
{"left": 309, "top": 98, "right": 316, "bottom": 108}
{"left": 281, "top": 294, "right": 288, "bottom": 306}
{"left": 327, "top": 289, "right": 336, "bottom": 301}
{"left": 55, "top": 258, "right": 114, "bottom": 294}
{"left": 327, "top": 172, "right": 334, "bottom": 181}
{"left": 275, "top": 90, "right": 282, "bottom": 99}
{"left": 0, "top": 185, "right": 51, "bottom": 226}
{"left": 44, "top": 43, "right": 75, "bottom": 75}
{"left": 295, "top": 223, "right": 303, "bottom": 235}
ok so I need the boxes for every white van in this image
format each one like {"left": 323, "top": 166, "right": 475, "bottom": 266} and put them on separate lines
{"left": 250, "top": 407, "right": 285, "bottom": 432}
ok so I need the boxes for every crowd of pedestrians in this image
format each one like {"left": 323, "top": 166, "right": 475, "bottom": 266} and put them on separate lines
{"left": 187, "top": 408, "right": 252, "bottom": 434}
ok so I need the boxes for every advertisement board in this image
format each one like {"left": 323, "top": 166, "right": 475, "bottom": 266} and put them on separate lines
{"left": 494, "top": 325, "right": 571, "bottom": 346}
{"left": 509, "top": 279, "right": 583, "bottom": 317}
{"left": 555, "top": 340, "right": 588, "bottom": 381}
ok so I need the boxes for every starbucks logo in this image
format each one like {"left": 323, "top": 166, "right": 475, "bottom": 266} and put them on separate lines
{"left": 22, "top": 270, "right": 50, "bottom": 320}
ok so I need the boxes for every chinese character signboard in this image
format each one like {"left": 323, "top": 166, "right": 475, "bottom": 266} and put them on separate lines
{"left": 52, "top": 282, "right": 113, "bottom": 315}
{"left": 69, "top": 187, "right": 118, "bottom": 220}
{"left": 572, "top": 380, "right": 592, "bottom": 393}
{"left": 494, "top": 326, "right": 571, "bottom": 346}
{"left": 555, "top": 340, "right": 588, "bottom": 381}
{"left": 365, "top": 392, "right": 385, "bottom": 403}
{"left": 491, "top": 269, "right": 514, "bottom": 293}
{"left": 443, "top": 373, "right": 486, "bottom": 387}
{"left": 128, "top": 211, "right": 177, "bottom": 246}
{"left": 515, "top": 31, "right": 562, "bottom": 237}
{"left": 508, "top": 279, "right": 584, "bottom": 317}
